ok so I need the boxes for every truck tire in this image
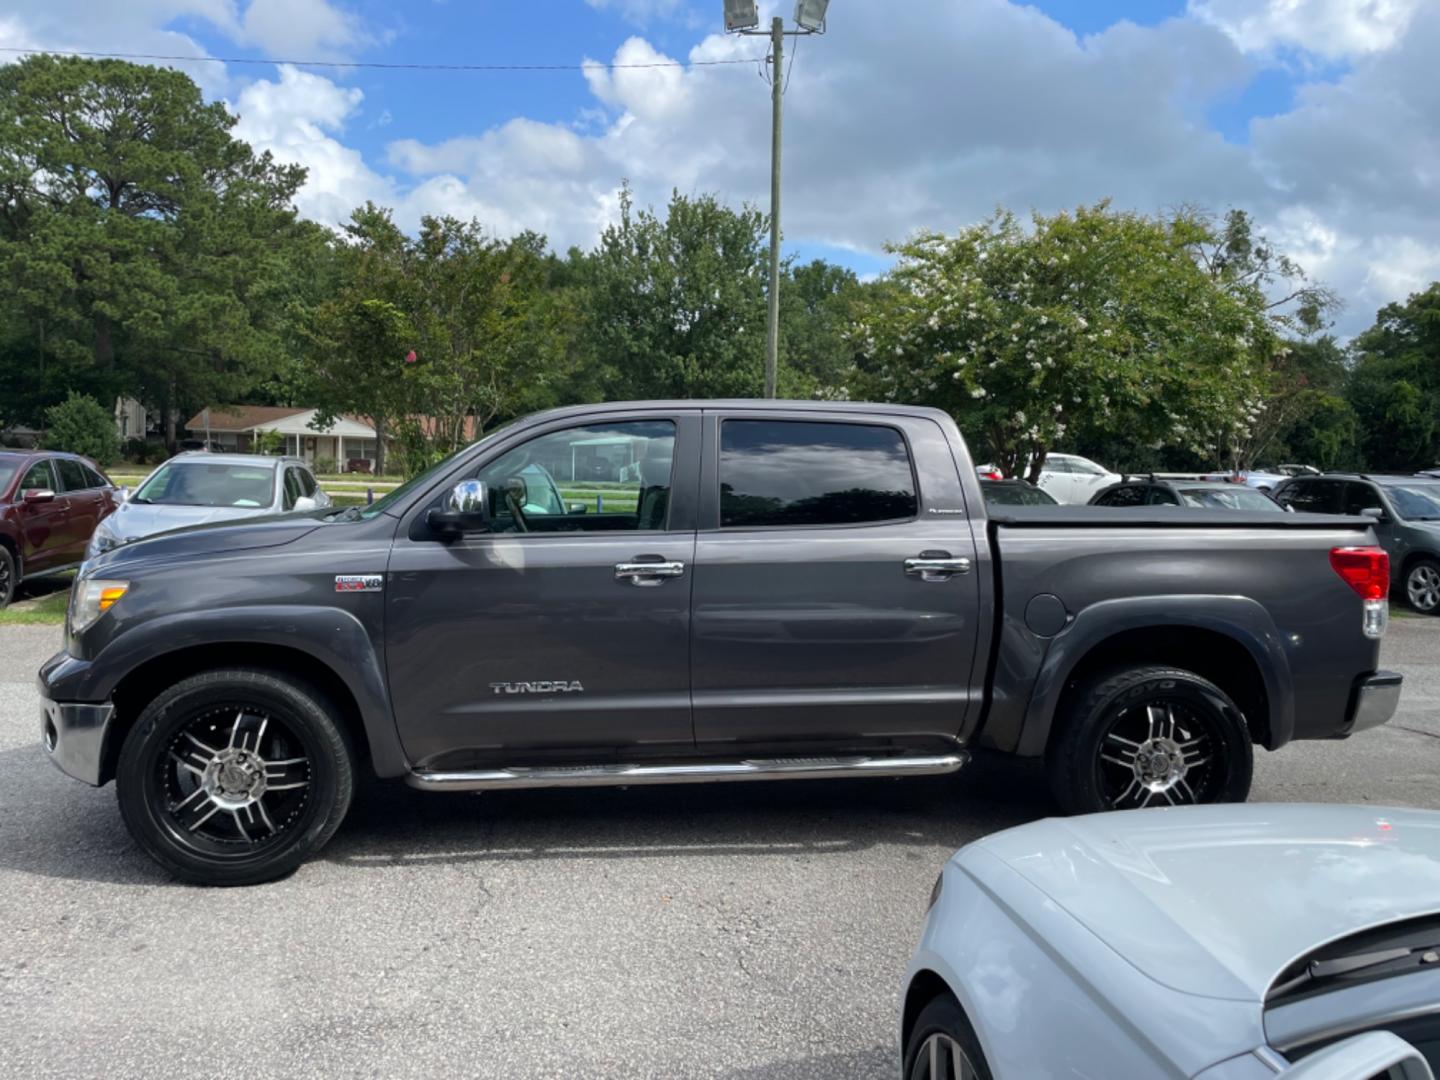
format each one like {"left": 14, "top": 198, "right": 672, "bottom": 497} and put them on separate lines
{"left": 116, "top": 669, "right": 354, "bottom": 886}
{"left": 1405, "top": 557, "right": 1440, "bottom": 615}
{"left": 1045, "top": 665, "right": 1252, "bottom": 815}
{"left": 902, "top": 992, "right": 994, "bottom": 1080}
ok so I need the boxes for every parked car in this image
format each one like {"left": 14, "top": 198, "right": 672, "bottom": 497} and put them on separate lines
{"left": 1419, "top": 467, "right": 1440, "bottom": 480}
{"left": 901, "top": 804, "right": 1440, "bottom": 1079}
{"left": 0, "top": 450, "right": 118, "bottom": 609}
{"left": 86, "top": 453, "right": 331, "bottom": 559}
{"left": 1091, "top": 477, "right": 1285, "bottom": 511}
{"left": 974, "top": 464, "right": 1005, "bottom": 481}
{"left": 979, "top": 479, "right": 1057, "bottom": 506}
{"left": 42, "top": 400, "right": 1400, "bottom": 884}
{"left": 1032, "top": 452, "right": 1123, "bottom": 503}
{"left": 1272, "top": 473, "right": 1440, "bottom": 614}
{"left": 177, "top": 438, "right": 224, "bottom": 453}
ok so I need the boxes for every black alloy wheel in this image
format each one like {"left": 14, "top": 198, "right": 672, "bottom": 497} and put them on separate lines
{"left": 0, "top": 546, "right": 14, "bottom": 610}
{"left": 117, "top": 669, "right": 354, "bottom": 886}
{"left": 1046, "top": 665, "right": 1253, "bottom": 815}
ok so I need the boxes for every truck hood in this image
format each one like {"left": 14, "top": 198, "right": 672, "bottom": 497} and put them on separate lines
{"left": 88, "top": 512, "right": 322, "bottom": 571}
{"left": 964, "top": 804, "right": 1440, "bottom": 1003}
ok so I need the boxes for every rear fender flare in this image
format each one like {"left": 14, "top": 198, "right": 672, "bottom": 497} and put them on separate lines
{"left": 1015, "top": 595, "right": 1294, "bottom": 756}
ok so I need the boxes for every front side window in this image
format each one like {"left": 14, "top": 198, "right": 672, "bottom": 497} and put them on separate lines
{"left": 282, "top": 468, "right": 304, "bottom": 511}
{"left": 1070, "top": 459, "right": 1108, "bottom": 477}
{"left": 1149, "top": 486, "right": 1181, "bottom": 506}
{"left": 477, "top": 420, "right": 676, "bottom": 534}
{"left": 19, "top": 460, "right": 54, "bottom": 492}
{"left": 134, "top": 463, "right": 276, "bottom": 509}
{"left": 1180, "top": 487, "right": 1284, "bottom": 511}
{"left": 1276, "top": 480, "right": 1341, "bottom": 514}
{"left": 55, "top": 458, "right": 89, "bottom": 492}
{"left": 1042, "top": 456, "right": 1075, "bottom": 474}
{"left": 298, "top": 469, "right": 318, "bottom": 498}
{"left": 719, "top": 420, "right": 917, "bottom": 529}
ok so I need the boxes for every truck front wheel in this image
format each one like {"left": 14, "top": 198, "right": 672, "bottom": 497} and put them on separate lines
{"left": 1045, "top": 665, "right": 1253, "bottom": 815}
{"left": 116, "top": 669, "right": 355, "bottom": 886}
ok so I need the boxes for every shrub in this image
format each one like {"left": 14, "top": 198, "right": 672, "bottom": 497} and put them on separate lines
{"left": 312, "top": 456, "right": 337, "bottom": 475}
{"left": 44, "top": 393, "right": 120, "bottom": 466}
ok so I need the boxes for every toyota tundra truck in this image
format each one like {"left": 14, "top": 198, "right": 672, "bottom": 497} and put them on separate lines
{"left": 39, "top": 401, "right": 1402, "bottom": 885}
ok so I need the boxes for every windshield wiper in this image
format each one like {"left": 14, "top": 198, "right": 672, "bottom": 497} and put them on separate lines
{"left": 1271, "top": 945, "right": 1440, "bottom": 1000}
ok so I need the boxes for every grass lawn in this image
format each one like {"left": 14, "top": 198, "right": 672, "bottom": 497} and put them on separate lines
{"left": 0, "top": 577, "right": 71, "bottom": 626}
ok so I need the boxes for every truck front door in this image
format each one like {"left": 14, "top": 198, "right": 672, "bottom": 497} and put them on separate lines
{"left": 690, "top": 411, "right": 984, "bottom": 751}
{"left": 385, "top": 412, "right": 700, "bottom": 768}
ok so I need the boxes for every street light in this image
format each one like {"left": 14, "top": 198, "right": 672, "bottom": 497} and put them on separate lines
{"left": 726, "top": 3, "right": 829, "bottom": 399}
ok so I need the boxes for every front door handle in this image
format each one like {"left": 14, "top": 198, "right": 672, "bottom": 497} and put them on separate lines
{"left": 615, "top": 560, "right": 686, "bottom": 587}
{"left": 905, "top": 553, "right": 972, "bottom": 582}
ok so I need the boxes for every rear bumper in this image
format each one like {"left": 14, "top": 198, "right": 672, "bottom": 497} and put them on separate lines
{"left": 1345, "top": 671, "right": 1403, "bottom": 736}
{"left": 39, "top": 678, "right": 115, "bottom": 787}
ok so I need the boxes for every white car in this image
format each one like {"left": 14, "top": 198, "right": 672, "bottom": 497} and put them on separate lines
{"left": 1033, "top": 453, "right": 1122, "bottom": 503}
{"left": 902, "top": 804, "right": 1440, "bottom": 1079}
{"left": 87, "top": 453, "right": 330, "bottom": 558}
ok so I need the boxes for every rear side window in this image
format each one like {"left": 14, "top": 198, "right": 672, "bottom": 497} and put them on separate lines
{"left": 55, "top": 458, "right": 89, "bottom": 492}
{"left": 1276, "top": 480, "right": 1341, "bottom": 514}
{"left": 83, "top": 465, "right": 109, "bottom": 489}
{"left": 1095, "top": 484, "right": 1146, "bottom": 507}
{"left": 719, "top": 420, "right": 918, "bottom": 528}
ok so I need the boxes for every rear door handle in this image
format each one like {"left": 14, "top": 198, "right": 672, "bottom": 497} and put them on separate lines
{"left": 615, "top": 560, "right": 686, "bottom": 586}
{"left": 905, "top": 554, "right": 972, "bottom": 581}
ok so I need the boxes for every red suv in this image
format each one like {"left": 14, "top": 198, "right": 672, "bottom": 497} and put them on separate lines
{"left": 0, "top": 451, "right": 119, "bottom": 609}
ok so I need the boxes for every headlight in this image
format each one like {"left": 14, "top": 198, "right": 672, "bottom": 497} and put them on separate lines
{"left": 70, "top": 579, "right": 129, "bottom": 634}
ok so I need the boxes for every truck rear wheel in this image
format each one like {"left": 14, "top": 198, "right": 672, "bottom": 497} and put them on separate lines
{"left": 1045, "top": 665, "right": 1253, "bottom": 815}
{"left": 116, "top": 669, "right": 354, "bottom": 886}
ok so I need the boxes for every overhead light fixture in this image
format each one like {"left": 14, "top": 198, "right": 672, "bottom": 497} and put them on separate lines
{"left": 723, "top": 0, "right": 759, "bottom": 31}
{"left": 794, "top": 0, "right": 829, "bottom": 32}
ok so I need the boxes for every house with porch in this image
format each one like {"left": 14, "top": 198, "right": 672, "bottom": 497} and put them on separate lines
{"left": 183, "top": 406, "right": 379, "bottom": 471}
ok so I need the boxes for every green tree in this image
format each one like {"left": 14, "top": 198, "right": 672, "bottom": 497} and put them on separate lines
{"left": 43, "top": 392, "right": 120, "bottom": 465}
{"left": 1347, "top": 284, "right": 1440, "bottom": 470}
{"left": 588, "top": 186, "right": 769, "bottom": 399}
{"left": 0, "top": 54, "right": 307, "bottom": 441}
{"left": 778, "top": 259, "right": 865, "bottom": 398}
{"left": 854, "top": 203, "right": 1278, "bottom": 479}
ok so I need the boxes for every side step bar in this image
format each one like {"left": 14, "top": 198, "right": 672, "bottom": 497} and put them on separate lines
{"left": 406, "top": 753, "right": 968, "bottom": 793}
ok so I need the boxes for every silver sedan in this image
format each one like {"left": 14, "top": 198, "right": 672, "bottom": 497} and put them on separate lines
{"left": 902, "top": 804, "right": 1440, "bottom": 1079}
{"left": 87, "top": 453, "right": 330, "bottom": 559}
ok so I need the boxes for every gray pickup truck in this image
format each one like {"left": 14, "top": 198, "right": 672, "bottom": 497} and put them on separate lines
{"left": 40, "top": 401, "right": 1402, "bottom": 885}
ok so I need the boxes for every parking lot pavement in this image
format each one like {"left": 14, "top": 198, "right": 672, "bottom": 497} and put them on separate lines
{"left": 2, "top": 619, "right": 1438, "bottom": 1080}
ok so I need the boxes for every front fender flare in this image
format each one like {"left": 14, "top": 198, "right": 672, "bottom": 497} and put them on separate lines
{"left": 48, "top": 605, "right": 408, "bottom": 778}
{"left": 1014, "top": 594, "right": 1294, "bottom": 757}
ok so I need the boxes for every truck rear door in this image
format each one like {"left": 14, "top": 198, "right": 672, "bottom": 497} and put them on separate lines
{"left": 690, "top": 409, "right": 984, "bottom": 750}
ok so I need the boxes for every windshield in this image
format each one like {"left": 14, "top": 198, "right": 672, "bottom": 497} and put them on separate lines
{"left": 0, "top": 456, "right": 20, "bottom": 495}
{"left": 359, "top": 420, "right": 521, "bottom": 519}
{"left": 982, "top": 482, "right": 1057, "bottom": 506}
{"left": 1387, "top": 484, "right": 1440, "bottom": 521}
{"left": 134, "top": 462, "right": 275, "bottom": 508}
{"left": 1179, "top": 487, "right": 1283, "bottom": 511}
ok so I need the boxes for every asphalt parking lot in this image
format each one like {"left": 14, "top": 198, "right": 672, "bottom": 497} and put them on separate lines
{"left": 2, "top": 619, "right": 1438, "bottom": 1079}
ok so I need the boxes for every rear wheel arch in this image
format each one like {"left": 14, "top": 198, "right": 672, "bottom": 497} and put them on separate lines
{"left": 107, "top": 643, "right": 372, "bottom": 785}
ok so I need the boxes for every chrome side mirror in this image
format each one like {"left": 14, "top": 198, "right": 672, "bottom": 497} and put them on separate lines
{"left": 428, "top": 479, "right": 490, "bottom": 537}
{"left": 293, "top": 495, "right": 318, "bottom": 513}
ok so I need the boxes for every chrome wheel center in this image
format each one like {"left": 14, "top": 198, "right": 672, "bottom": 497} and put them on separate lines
{"left": 201, "top": 747, "right": 268, "bottom": 808}
{"left": 1134, "top": 738, "right": 1184, "bottom": 787}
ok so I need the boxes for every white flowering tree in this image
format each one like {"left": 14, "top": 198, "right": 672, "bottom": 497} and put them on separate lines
{"left": 853, "top": 204, "right": 1278, "bottom": 480}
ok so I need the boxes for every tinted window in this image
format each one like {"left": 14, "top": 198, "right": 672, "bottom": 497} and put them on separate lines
{"left": 1179, "top": 487, "right": 1284, "bottom": 511}
{"left": 981, "top": 482, "right": 1057, "bottom": 506}
{"left": 1276, "top": 479, "right": 1341, "bottom": 514}
{"left": 1095, "top": 485, "right": 1147, "bottom": 507}
{"left": 55, "top": 458, "right": 89, "bottom": 492}
{"left": 719, "top": 420, "right": 917, "bottom": 528}
{"left": 477, "top": 420, "right": 675, "bottom": 534}
{"left": 83, "top": 465, "right": 109, "bottom": 489}
{"left": 19, "top": 460, "right": 54, "bottom": 492}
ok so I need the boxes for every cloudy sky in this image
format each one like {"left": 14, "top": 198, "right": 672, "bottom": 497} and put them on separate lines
{"left": 2, "top": 0, "right": 1437, "bottom": 336}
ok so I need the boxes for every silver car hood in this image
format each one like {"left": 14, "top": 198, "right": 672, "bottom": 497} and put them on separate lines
{"left": 103, "top": 501, "right": 270, "bottom": 541}
{"left": 965, "top": 804, "right": 1440, "bottom": 1002}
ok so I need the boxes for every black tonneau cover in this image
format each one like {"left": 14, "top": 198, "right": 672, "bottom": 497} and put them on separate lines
{"left": 986, "top": 506, "right": 1373, "bottom": 529}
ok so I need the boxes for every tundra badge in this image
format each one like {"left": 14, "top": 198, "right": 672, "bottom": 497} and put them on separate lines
{"left": 335, "top": 574, "right": 384, "bottom": 593}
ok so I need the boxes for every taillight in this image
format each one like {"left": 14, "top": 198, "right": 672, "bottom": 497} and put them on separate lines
{"left": 1330, "top": 546, "right": 1390, "bottom": 600}
{"left": 980, "top": 469, "right": 1003, "bottom": 481}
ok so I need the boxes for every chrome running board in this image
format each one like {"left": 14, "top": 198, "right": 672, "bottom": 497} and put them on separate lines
{"left": 406, "top": 753, "right": 967, "bottom": 793}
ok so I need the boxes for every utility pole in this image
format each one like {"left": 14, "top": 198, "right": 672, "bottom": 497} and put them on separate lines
{"left": 725, "top": 1, "right": 828, "bottom": 399}
{"left": 765, "top": 16, "right": 783, "bottom": 399}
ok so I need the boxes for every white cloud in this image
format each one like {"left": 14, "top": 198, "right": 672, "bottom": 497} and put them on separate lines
{"left": 1189, "top": 0, "right": 1422, "bottom": 59}
{"left": 238, "top": 0, "right": 363, "bottom": 58}
{"left": 584, "top": 0, "right": 684, "bottom": 25}
{"left": 229, "top": 65, "right": 392, "bottom": 225}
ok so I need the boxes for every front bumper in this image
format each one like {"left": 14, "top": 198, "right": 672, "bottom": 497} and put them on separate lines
{"left": 40, "top": 680, "right": 115, "bottom": 787}
{"left": 1346, "top": 671, "right": 1403, "bottom": 735}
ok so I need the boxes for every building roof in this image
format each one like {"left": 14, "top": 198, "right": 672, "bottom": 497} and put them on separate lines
{"left": 184, "top": 406, "right": 309, "bottom": 432}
